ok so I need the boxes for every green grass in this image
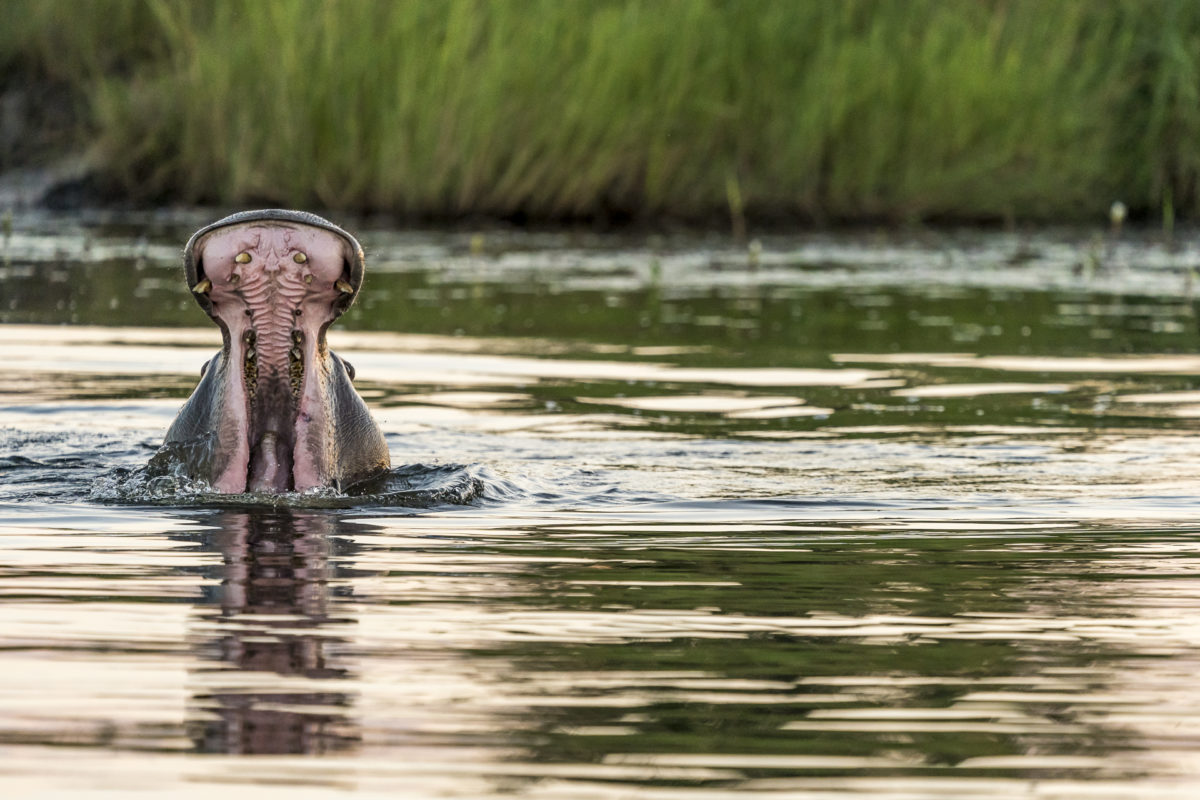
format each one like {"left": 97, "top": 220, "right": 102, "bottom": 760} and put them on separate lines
{"left": 3, "top": 0, "right": 1200, "bottom": 226}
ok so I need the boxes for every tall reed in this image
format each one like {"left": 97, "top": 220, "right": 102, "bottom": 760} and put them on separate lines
{"left": 3, "top": 0, "right": 1200, "bottom": 225}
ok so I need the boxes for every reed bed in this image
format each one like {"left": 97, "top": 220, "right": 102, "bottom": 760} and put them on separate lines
{"left": 3, "top": 0, "right": 1200, "bottom": 225}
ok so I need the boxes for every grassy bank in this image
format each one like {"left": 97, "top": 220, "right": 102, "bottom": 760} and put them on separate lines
{"left": 3, "top": 0, "right": 1200, "bottom": 226}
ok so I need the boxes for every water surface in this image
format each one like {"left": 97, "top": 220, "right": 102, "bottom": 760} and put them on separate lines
{"left": 4, "top": 213, "right": 1200, "bottom": 797}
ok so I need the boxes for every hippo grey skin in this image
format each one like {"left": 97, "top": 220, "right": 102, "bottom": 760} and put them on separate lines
{"left": 159, "top": 210, "right": 390, "bottom": 493}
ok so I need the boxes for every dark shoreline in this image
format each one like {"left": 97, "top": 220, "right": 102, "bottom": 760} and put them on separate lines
{"left": 0, "top": 155, "right": 1161, "bottom": 241}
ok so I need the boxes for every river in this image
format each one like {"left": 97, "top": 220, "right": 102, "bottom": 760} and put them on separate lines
{"left": 3, "top": 210, "right": 1200, "bottom": 798}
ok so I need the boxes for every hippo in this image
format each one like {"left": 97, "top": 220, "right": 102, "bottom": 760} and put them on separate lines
{"left": 154, "top": 209, "right": 390, "bottom": 493}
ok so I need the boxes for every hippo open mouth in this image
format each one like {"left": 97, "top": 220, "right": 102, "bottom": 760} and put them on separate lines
{"left": 157, "top": 210, "right": 390, "bottom": 493}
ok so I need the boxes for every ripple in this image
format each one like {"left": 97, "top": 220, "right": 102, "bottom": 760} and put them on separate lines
{"left": 87, "top": 462, "right": 510, "bottom": 509}
{"left": 9, "top": 221, "right": 1200, "bottom": 796}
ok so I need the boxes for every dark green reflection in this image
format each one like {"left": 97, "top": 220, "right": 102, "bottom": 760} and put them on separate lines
{"left": 437, "top": 524, "right": 1180, "bottom": 777}
{"left": 2, "top": 259, "right": 1198, "bottom": 366}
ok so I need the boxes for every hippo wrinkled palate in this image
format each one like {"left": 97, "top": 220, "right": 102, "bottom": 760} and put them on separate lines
{"left": 153, "top": 210, "right": 391, "bottom": 494}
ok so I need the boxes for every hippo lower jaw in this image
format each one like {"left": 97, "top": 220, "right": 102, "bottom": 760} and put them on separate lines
{"left": 203, "top": 342, "right": 355, "bottom": 494}
{"left": 159, "top": 211, "right": 390, "bottom": 494}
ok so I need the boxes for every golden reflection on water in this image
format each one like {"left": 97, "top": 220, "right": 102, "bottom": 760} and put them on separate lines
{"left": 1, "top": 325, "right": 891, "bottom": 392}
{"left": 893, "top": 382, "right": 1074, "bottom": 398}
{"left": 11, "top": 320, "right": 1200, "bottom": 796}
{"left": 837, "top": 352, "right": 1200, "bottom": 374}
{"left": 5, "top": 506, "right": 1200, "bottom": 796}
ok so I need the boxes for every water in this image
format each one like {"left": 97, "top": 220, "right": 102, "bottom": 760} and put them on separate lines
{"left": 5, "top": 212, "right": 1200, "bottom": 797}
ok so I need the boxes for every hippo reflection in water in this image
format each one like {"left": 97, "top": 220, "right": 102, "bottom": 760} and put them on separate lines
{"left": 154, "top": 210, "right": 390, "bottom": 493}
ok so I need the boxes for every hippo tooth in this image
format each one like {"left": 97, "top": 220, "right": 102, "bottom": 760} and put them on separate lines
{"left": 335, "top": 279, "right": 354, "bottom": 294}
{"left": 294, "top": 252, "right": 308, "bottom": 263}
{"left": 191, "top": 278, "right": 212, "bottom": 295}
{"left": 235, "top": 252, "right": 252, "bottom": 264}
